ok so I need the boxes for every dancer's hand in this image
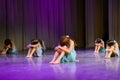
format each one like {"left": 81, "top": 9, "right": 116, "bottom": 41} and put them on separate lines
{"left": 54, "top": 45, "right": 61, "bottom": 50}
{"left": 27, "top": 44, "right": 32, "bottom": 48}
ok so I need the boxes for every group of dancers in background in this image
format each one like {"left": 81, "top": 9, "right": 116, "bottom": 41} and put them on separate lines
{"left": 0, "top": 36, "right": 119, "bottom": 64}
{"left": 1, "top": 39, "right": 46, "bottom": 57}
{"left": 94, "top": 38, "right": 119, "bottom": 58}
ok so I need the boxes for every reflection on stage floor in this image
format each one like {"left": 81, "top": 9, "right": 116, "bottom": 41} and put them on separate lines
{"left": 0, "top": 50, "right": 120, "bottom": 80}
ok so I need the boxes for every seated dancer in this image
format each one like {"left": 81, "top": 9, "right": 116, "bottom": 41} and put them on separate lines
{"left": 50, "top": 35, "right": 77, "bottom": 64}
{"left": 26, "top": 39, "right": 45, "bottom": 58}
{"left": 1, "top": 39, "right": 17, "bottom": 55}
{"left": 105, "top": 40, "right": 119, "bottom": 58}
{"left": 94, "top": 38, "right": 105, "bottom": 53}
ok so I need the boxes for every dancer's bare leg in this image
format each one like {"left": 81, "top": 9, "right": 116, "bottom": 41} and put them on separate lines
{"left": 105, "top": 51, "right": 112, "bottom": 59}
{"left": 29, "top": 48, "right": 36, "bottom": 58}
{"left": 94, "top": 46, "right": 98, "bottom": 53}
{"left": 49, "top": 51, "right": 59, "bottom": 64}
{"left": 107, "top": 52, "right": 112, "bottom": 58}
{"left": 95, "top": 46, "right": 100, "bottom": 53}
{"left": 97, "top": 46, "right": 101, "bottom": 52}
{"left": 26, "top": 48, "right": 32, "bottom": 57}
{"left": 53, "top": 51, "right": 65, "bottom": 64}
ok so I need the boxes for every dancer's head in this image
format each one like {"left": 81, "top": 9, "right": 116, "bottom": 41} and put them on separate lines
{"left": 106, "top": 40, "right": 116, "bottom": 47}
{"left": 60, "top": 35, "right": 70, "bottom": 46}
{"left": 4, "top": 39, "right": 12, "bottom": 46}
{"left": 95, "top": 38, "right": 103, "bottom": 44}
{"left": 31, "top": 39, "right": 39, "bottom": 44}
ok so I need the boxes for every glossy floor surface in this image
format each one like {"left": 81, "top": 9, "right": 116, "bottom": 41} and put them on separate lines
{"left": 0, "top": 50, "right": 120, "bottom": 80}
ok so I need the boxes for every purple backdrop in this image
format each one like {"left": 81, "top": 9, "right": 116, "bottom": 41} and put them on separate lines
{"left": 0, "top": 0, "right": 120, "bottom": 50}
{"left": 0, "top": 0, "right": 77, "bottom": 50}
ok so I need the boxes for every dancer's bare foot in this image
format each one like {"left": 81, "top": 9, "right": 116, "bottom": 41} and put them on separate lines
{"left": 104, "top": 56, "right": 110, "bottom": 59}
{"left": 49, "top": 61, "right": 54, "bottom": 64}
{"left": 29, "top": 56, "right": 32, "bottom": 58}
{"left": 53, "top": 62, "right": 60, "bottom": 64}
{"left": 49, "top": 58, "right": 56, "bottom": 64}
{"left": 53, "top": 60, "right": 60, "bottom": 64}
{"left": 26, "top": 56, "right": 30, "bottom": 58}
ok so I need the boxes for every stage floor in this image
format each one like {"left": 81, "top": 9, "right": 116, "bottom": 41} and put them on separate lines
{"left": 0, "top": 50, "right": 120, "bottom": 80}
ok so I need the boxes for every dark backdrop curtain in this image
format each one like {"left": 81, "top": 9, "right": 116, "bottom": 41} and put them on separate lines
{"left": 109, "top": 0, "right": 120, "bottom": 43}
{"left": 0, "top": 0, "right": 77, "bottom": 50}
{"left": 0, "top": 0, "right": 120, "bottom": 51}
{"left": 85, "top": 0, "right": 108, "bottom": 48}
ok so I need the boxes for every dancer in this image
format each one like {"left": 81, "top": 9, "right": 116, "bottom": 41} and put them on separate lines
{"left": 1, "top": 39, "right": 17, "bottom": 55}
{"left": 26, "top": 39, "right": 45, "bottom": 58}
{"left": 94, "top": 38, "right": 105, "bottom": 53}
{"left": 50, "top": 35, "right": 77, "bottom": 64}
{"left": 105, "top": 40, "right": 119, "bottom": 58}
